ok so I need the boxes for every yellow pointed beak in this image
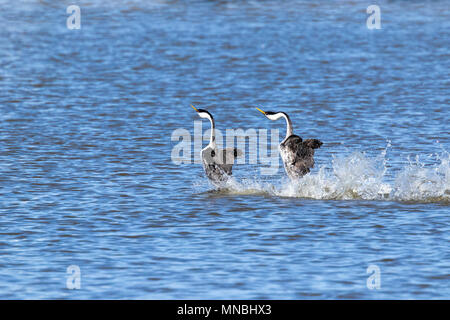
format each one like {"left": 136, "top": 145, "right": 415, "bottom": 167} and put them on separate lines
{"left": 191, "top": 104, "right": 198, "bottom": 112}
{"left": 256, "top": 107, "right": 266, "bottom": 115}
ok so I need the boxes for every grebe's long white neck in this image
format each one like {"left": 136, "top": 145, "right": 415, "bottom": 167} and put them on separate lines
{"left": 197, "top": 109, "right": 216, "bottom": 148}
{"left": 268, "top": 112, "right": 293, "bottom": 144}
{"left": 205, "top": 112, "right": 216, "bottom": 148}
{"left": 191, "top": 105, "right": 216, "bottom": 148}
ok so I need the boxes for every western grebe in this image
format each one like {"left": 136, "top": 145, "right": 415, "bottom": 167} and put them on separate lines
{"left": 191, "top": 105, "right": 241, "bottom": 186}
{"left": 256, "top": 107, "right": 323, "bottom": 180}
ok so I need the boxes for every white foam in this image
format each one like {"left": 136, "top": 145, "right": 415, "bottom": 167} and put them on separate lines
{"left": 201, "top": 142, "right": 450, "bottom": 203}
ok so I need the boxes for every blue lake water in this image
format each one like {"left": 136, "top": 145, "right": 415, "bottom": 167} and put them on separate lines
{"left": 0, "top": 0, "right": 448, "bottom": 299}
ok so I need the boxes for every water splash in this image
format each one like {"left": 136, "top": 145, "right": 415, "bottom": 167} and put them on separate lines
{"left": 200, "top": 143, "right": 450, "bottom": 204}
{"left": 391, "top": 152, "right": 450, "bottom": 202}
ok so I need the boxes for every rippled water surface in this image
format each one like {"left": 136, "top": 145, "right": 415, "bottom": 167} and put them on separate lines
{"left": 0, "top": 0, "right": 449, "bottom": 299}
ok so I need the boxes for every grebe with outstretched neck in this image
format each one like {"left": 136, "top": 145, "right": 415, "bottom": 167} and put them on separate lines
{"left": 191, "top": 104, "right": 241, "bottom": 186}
{"left": 256, "top": 107, "right": 323, "bottom": 180}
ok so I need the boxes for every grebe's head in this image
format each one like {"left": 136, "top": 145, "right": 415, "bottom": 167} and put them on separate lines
{"left": 191, "top": 104, "right": 214, "bottom": 121}
{"left": 256, "top": 107, "right": 286, "bottom": 121}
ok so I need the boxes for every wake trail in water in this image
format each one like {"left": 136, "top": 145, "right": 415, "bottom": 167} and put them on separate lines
{"left": 195, "top": 143, "right": 450, "bottom": 204}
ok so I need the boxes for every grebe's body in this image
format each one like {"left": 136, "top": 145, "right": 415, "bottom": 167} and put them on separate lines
{"left": 279, "top": 134, "right": 323, "bottom": 180}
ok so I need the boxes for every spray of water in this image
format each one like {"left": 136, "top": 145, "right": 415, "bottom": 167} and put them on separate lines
{"left": 195, "top": 143, "right": 450, "bottom": 203}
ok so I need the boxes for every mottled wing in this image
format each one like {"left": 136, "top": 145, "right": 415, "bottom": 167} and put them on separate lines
{"left": 282, "top": 136, "right": 303, "bottom": 166}
{"left": 201, "top": 147, "right": 242, "bottom": 182}
{"left": 283, "top": 136, "right": 323, "bottom": 177}
{"left": 220, "top": 148, "right": 243, "bottom": 164}
{"left": 295, "top": 139, "right": 322, "bottom": 175}
{"left": 216, "top": 147, "right": 242, "bottom": 175}
{"left": 302, "top": 139, "right": 323, "bottom": 150}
